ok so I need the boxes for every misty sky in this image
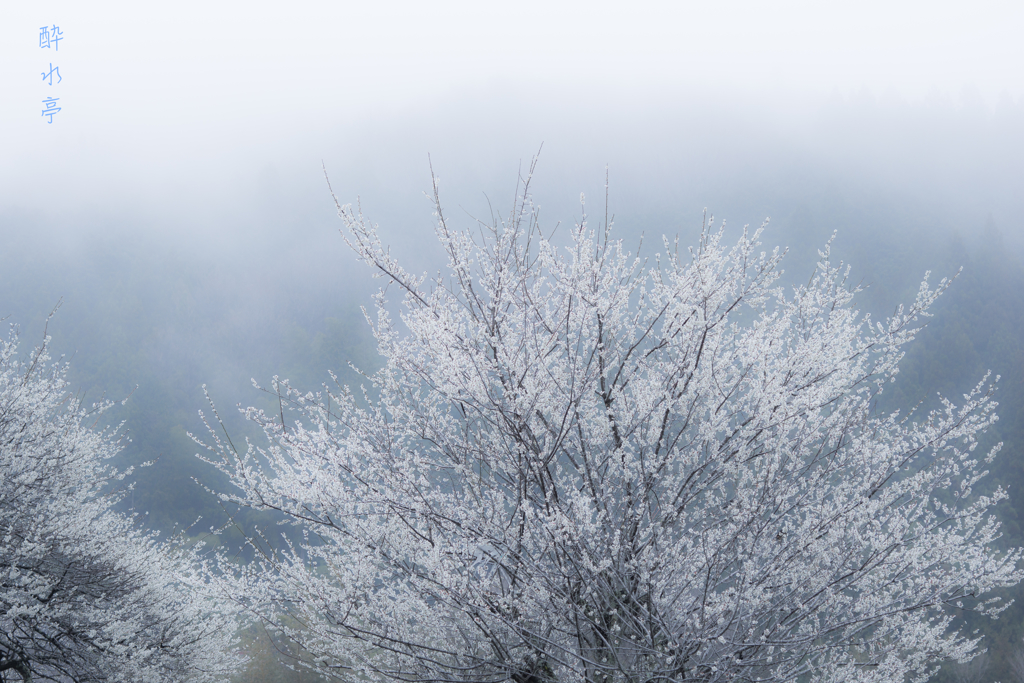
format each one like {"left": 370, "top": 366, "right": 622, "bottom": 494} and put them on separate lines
{"left": 2, "top": 1, "right": 1022, "bottom": 243}
{"left": 1, "top": 0, "right": 1023, "bottom": 343}
{"left": 2, "top": 0, "right": 1023, "bottom": 536}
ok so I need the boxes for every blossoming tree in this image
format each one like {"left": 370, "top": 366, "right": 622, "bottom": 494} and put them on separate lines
{"left": 0, "top": 315, "right": 239, "bottom": 683}
{"left": 203, "top": 167, "right": 1022, "bottom": 683}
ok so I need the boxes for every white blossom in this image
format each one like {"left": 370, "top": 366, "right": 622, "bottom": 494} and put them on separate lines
{"left": 203, "top": 167, "right": 1022, "bottom": 683}
{"left": 0, "top": 312, "right": 240, "bottom": 683}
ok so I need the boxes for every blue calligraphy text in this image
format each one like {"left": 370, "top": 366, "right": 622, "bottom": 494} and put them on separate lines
{"left": 39, "top": 25, "right": 62, "bottom": 50}
{"left": 42, "top": 97, "right": 61, "bottom": 123}
{"left": 41, "top": 63, "right": 61, "bottom": 85}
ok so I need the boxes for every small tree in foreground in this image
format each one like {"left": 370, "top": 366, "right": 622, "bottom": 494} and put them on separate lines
{"left": 203, "top": 168, "right": 1022, "bottom": 683}
{"left": 0, "top": 315, "right": 239, "bottom": 683}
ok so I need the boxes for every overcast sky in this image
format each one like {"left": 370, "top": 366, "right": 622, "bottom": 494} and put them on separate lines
{"left": 1, "top": 1, "right": 1022, "bottom": 247}
{"left": 2, "top": 2, "right": 1023, "bottom": 508}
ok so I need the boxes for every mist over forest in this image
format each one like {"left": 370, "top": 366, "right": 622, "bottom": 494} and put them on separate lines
{"left": 3, "top": 3, "right": 1024, "bottom": 682}
{"left": 5, "top": 91, "right": 1021, "bottom": 523}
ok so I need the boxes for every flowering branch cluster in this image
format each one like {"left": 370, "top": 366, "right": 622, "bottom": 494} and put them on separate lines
{"left": 1, "top": 315, "right": 239, "bottom": 683}
{"left": 203, "top": 168, "right": 1021, "bottom": 683}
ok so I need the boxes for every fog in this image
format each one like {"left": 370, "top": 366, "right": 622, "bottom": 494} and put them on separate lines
{"left": 2, "top": 0, "right": 1023, "bottom": 525}
{"left": 3, "top": 1, "right": 1022, "bottom": 235}
{"left": 5, "top": 3, "right": 1024, "bottom": 680}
